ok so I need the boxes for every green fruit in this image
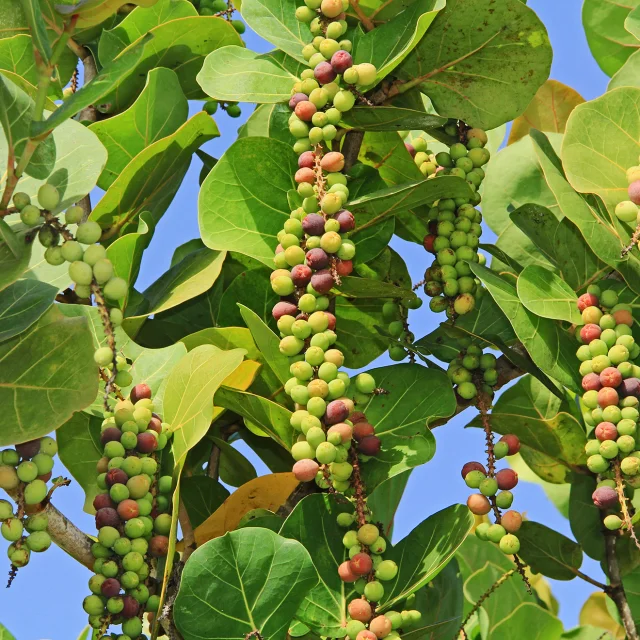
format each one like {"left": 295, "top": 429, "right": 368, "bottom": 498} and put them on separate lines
{"left": 357, "top": 523, "right": 379, "bottom": 545}
{"left": 364, "top": 580, "right": 385, "bottom": 601}
{"left": 64, "top": 205, "right": 84, "bottom": 225}
{"left": 587, "top": 454, "right": 609, "bottom": 474}
{"left": 32, "top": 453, "right": 53, "bottom": 476}
{"left": 83, "top": 594, "right": 105, "bottom": 616}
{"left": 479, "top": 477, "right": 498, "bottom": 497}
{"left": 38, "top": 183, "right": 60, "bottom": 210}
{"left": 69, "top": 260, "right": 93, "bottom": 285}
{"left": 44, "top": 246, "right": 65, "bottom": 265}
{"left": 122, "top": 617, "right": 143, "bottom": 638}
{"left": 26, "top": 530, "right": 51, "bottom": 552}
{"left": 103, "top": 277, "right": 127, "bottom": 300}
{"left": 375, "top": 559, "right": 398, "bottom": 581}
{"left": 1, "top": 518, "right": 23, "bottom": 541}
{"left": 499, "top": 533, "right": 520, "bottom": 554}
{"left": 486, "top": 523, "right": 506, "bottom": 543}
{"left": 17, "top": 461, "right": 38, "bottom": 482}
{"left": 355, "top": 373, "right": 376, "bottom": 394}
{"left": 0, "top": 499, "right": 13, "bottom": 520}
{"left": 82, "top": 244, "right": 107, "bottom": 266}
{"left": 76, "top": 221, "right": 102, "bottom": 244}
{"left": 615, "top": 200, "right": 638, "bottom": 222}
{"left": 93, "top": 259, "right": 114, "bottom": 284}
{"left": 38, "top": 224, "right": 59, "bottom": 247}
{"left": 465, "top": 470, "right": 485, "bottom": 488}
{"left": 24, "top": 479, "right": 47, "bottom": 504}
{"left": 604, "top": 515, "right": 623, "bottom": 530}
{"left": 61, "top": 240, "right": 84, "bottom": 262}
{"left": 26, "top": 513, "right": 48, "bottom": 533}
{"left": 495, "top": 491, "right": 513, "bottom": 509}
{"left": 13, "top": 192, "right": 30, "bottom": 210}
{"left": 94, "top": 346, "right": 113, "bottom": 366}
{"left": 457, "top": 381, "right": 477, "bottom": 400}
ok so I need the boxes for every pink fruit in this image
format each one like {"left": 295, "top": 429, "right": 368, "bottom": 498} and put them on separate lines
{"left": 595, "top": 421, "right": 618, "bottom": 442}
{"left": 580, "top": 324, "right": 602, "bottom": 343}
{"left": 582, "top": 373, "right": 602, "bottom": 392}
{"left": 293, "top": 459, "right": 319, "bottom": 482}
{"left": 577, "top": 293, "right": 599, "bottom": 312}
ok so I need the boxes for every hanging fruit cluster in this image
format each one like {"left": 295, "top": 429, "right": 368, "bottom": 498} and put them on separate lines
{"left": 83, "top": 384, "right": 174, "bottom": 637}
{"left": 416, "top": 128, "right": 490, "bottom": 319}
{"left": 614, "top": 160, "right": 640, "bottom": 225}
{"left": 0, "top": 437, "right": 59, "bottom": 574}
{"left": 576, "top": 286, "right": 640, "bottom": 532}
{"left": 381, "top": 298, "right": 421, "bottom": 363}
{"left": 454, "top": 344, "right": 523, "bottom": 555}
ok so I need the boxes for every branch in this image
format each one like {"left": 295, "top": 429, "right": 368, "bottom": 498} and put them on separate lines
{"left": 349, "top": 0, "right": 375, "bottom": 31}
{"left": 178, "top": 501, "right": 196, "bottom": 562}
{"left": 342, "top": 130, "right": 364, "bottom": 172}
{"left": 605, "top": 533, "right": 639, "bottom": 640}
{"left": 6, "top": 488, "right": 93, "bottom": 569}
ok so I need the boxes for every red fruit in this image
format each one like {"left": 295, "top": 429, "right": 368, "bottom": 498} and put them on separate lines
{"left": 306, "top": 247, "right": 330, "bottom": 269}
{"left": 117, "top": 499, "right": 140, "bottom": 521}
{"left": 600, "top": 367, "right": 622, "bottom": 389}
{"left": 106, "top": 468, "right": 128, "bottom": 487}
{"left": 423, "top": 234, "right": 437, "bottom": 253}
{"left": 101, "top": 578, "right": 121, "bottom": 598}
{"left": 461, "top": 461, "right": 486, "bottom": 478}
{"left": 349, "top": 411, "right": 367, "bottom": 424}
{"left": 291, "top": 264, "right": 313, "bottom": 287}
{"left": 298, "top": 151, "right": 315, "bottom": 169}
{"left": 289, "top": 92, "right": 308, "bottom": 109}
{"left": 582, "top": 373, "right": 602, "bottom": 392}
{"left": 100, "top": 427, "right": 122, "bottom": 446}
{"left": 314, "top": 61, "right": 337, "bottom": 84}
{"left": 592, "top": 486, "right": 618, "bottom": 509}
{"left": 149, "top": 535, "right": 169, "bottom": 557}
{"left": 16, "top": 439, "right": 41, "bottom": 459}
{"left": 353, "top": 422, "right": 375, "bottom": 441}
{"left": 302, "top": 213, "right": 326, "bottom": 237}
{"left": 467, "top": 494, "right": 491, "bottom": 515}
{"left": 295, "top": 167, "right": 316, "bottom": 184}
{"left": 326, "top": 400, "right": 349, "bottom": 425}
{"left": 405, "top": 143, "right": 416, "bottom": 157}
{"left": 613, "top": 309, "right": 633, "bottom": 327}
{"left": 273, "top": 301, "right": 298, "bottom": 320}
{"left": 348, "top": 598, "right": 372, "bottom": 622}
{"left": 310, "top": 270, "right": 334, "bottom": 294}
{"left": 580, "top": 324, "right": 602, "bottom": 343}
{"left": 295, "top": 100, "right": 317, "bottom": 121}
{"left": 357, "top": 631, "right": 377, "bottom": 640}
{"left": 335, "top": 259, "right": 353, "bottom": 276}
{"left": 629, "top": 179, "right": 640, "bottom": 205}
{"left": 496, "top": 469, "right": 518, "bottom": 490}
{"left": 598, "top": 387, "right": 619, "bottom": 409}
{"left": 338, "top": 560, "right": 359, "bottom": 582}
{"left": 148, "top": 416, "right": 162, "bottom": 434}
{"left": 358, "top": 435, "right": 381, "bottom": 456}
{"left": 121, "top": 595, "right": 140, "bottom": 618}
{"left": 95, "top": 507, "right": 120, "bottom": 529}
{"left": 130, "top": 383, "right": 152, "bottom": 403}
{"left": 577, "top": 293, "right": 599, "bottom": 312}
{"left": 595, "top": 421, "right": 618, "bottom": 442}
{"left": 501, "top": 510, "right": 523, "bottom": 533}
{"left": 327, "top": 423, "right": 353, "bottom": 444}
{"left": 498, "top": 435, "right": 520, "bottom": 456}
{"left": 325, "top": 312, "right": 337, "bottom": 331}
{"left": 93, "top": 493, "right": 115, "bottom": 511}
{"left": 292, "top": 459, "right": 319, "bottom": 482}
{"left": 137, "top": 432, "right": 157, "bottom": 454}
{"left": 350, "top": 552, "right": 373, "bottom": 575}
{"left": 335, "top": 209, "right": 355, "bottom": 232}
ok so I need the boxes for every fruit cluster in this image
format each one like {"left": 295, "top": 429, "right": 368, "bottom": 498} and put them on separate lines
{"left": 417, "top": 128, "right": 491, "bottom": 319}
{"left": 381, "top": 298, "right": 421, "bottom": 363}
{"left": 203, "top": 99, "right": 242, "bottom": 118}
{"left": 614, "top": 158, "right": 640, "bottom": 225}
{"left": 576, "top": 287, "right": 640, "bottom": 530}
{"left": 447, "top": 344, "right": 498, "bottom": 401}
{"left": 186, "top": 0, "right": 245, "bottom": 32}
{"left": 0, "top": 437, "right": 59, "bottom": 571}
{"left": 83, "top": 383, "right": 173, "bottom": 637}
{"left": 337, "top": 517, "right": 422, "bottom": 640}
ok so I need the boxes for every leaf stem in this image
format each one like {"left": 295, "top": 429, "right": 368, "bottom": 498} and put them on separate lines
{"left": 605, "top": 532, "right": 639, "bottom": 640}
{"left": 348, "top": 0, "right": 375, "bottom": 31}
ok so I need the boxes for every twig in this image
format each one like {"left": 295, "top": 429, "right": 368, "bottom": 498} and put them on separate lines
{"left": 99, "top": 368, "right": 125, "bottom": 401}
{"left": 613, "top": 460, "right": 640, "bottom": 551}
{"left": 349, "top": 0, "right": 375, "bottom": 31}
{"left": 91, "top": 282, "right": 118, "bottom": 412}
{"left": 412, "top": 279, "right": 425, "bottom": 291}
{"left": 621, "top": 221, "right": 640, "bottom": 257}
{"left": 342, "top": 130, "right": 364, "bottom": 172}
{"left": 605, "top": 533, "right": 639, "bottom": 640}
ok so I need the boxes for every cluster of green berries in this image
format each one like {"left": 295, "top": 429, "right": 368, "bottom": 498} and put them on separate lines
{"left": 418, "top": 128, "right": 491, "bottom": 319}
{"left": 0, "top": 437, "right": 58, "bottom": 571}
{"left": 290, "top": 0, "right": 377, "bottom": 152}
{"left": 446, "top": 344, "right": 498, "bottom": 401}
{"left": 614, "top": 156, "right": 640, "bottom": 227}
{"left": 187, "top": 0, "right": 245, "bottom": 31}
{"left": 336, "top": 517, "right": 420, "bottom": 640}
{"left": 462, "top": 434, "right": 522, "bottom": 555}
{"left": 203, "top": 99, "right": 242, "bottom": 118}
{"left": 84, "top": 384, "right": 174, "bottom": 638}
{"left": 576, "top": 287, "right": 640, "bottom": 530}
{"left": 381, "top": 298, "right": 422, "bottom": 362}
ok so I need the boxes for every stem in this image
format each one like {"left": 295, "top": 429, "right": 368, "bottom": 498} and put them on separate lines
{"left": 621, "top": 221, "right": 640, "bottom": 257}
{"left": 342, "top": 130, "right": 364, "bottom": 171}
{"left": 91, "top": 282, "right": 118, "bottom": 412}
{"left": 178, "top": 501, "right": 196, "bottom": 562}
{"left": 573, "top": 569, "right": 608, "bottom": 590}
{"left": 605, "top": 533, "right": 639, "bottom": 640}
{"left": 349, "top": 0, "right": 375, "bottom": 31}
{"left": 613, "top": 460, "right": 640, "bottom": 551}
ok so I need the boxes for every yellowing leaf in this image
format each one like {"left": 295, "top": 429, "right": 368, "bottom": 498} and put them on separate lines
{"left": 191, "top": 473, "right": 298, "bottom": 546}
{"left": 579, "top": 592, "right": 625, "bottom": 639}
{"left": 509, "top": 79, "right": 585, "bottom": 144}
{"left": 211, "top": 359, "right": 261, "bottom": 421}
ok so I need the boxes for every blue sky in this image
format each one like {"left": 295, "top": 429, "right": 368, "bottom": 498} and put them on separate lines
{"left": 1, "top": 1, "right": 611, "bottom": 638}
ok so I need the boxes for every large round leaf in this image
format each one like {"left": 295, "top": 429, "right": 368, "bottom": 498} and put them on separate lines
{"left": 0, "top": 279, "right": 57, "bottom": 341}
{"left": 174, "top": 528, "right": 318, "bottom": 640}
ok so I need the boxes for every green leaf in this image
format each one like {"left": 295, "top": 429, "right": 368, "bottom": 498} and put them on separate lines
{"left": 470, "top": 263, "right": 582, "bottom": 392}
{"left": 279, "top": 493, "right": 355, "bottom": 637}
{"left": 379, "top": 504, "right": 473, "bottom": 611}
{"left": 337, "top": 276, "right": 418, "bottom": 302}
{"left": 396, "top": 0, "right": 552, "bottom": 129}
{"left": 239, "top": 304, "right": 290, "bottom": 385}
{"left": 238, "top": 102, "right": 295, "bottom": 144}
{"left": 0, "top": 623, "right": 16, "bottom": 640}
{"left": 241, "top": 0, "right": 311, "bottom": 63}
{"left": 174, "top": 528, "right": 318, "bottom": 640}
{"left": 97, "top": 0, "right": 197, "bottom": 62}
{"left": 563, "top": 87, "right": 640, "bottom": 211}
{"left": 562, "top": 626, "right": 619, "bottom": 640}
{"left": 491, "top": 603, "right": 563, "bottom": 640}
{"left": 198, "top": 46, "right": 296, "bottom": 103}
{"left": 516, "top": 265, "right": 581, "bottom": 323}
{"left": 354, "top": 364, "right": 455, "bottom": 491}
{"left": 0, "top": 278, "right": 57, "bottom": 341}
{"left": 350, "top": 216, "right": 395, "bottom": 263}
{"left": 213, "top": 437, "right": 258, "bottom": 487}
{"left": 0, "top": 218, "right": 23, "bottom": 259}
{"left": 359, "top": 131, "right": 423, "bottom": 187}
{"left": 367, "top": 470, "right": 411, "bottom": 539}
{"left": 56, "top": 410, "right": 103, "bottom": 512}
{"left": 569, "top": 473, "right": 605, "bottom": 562}
{"left": 353, "top": 0, "right": 440, "bottom": 87}
{"left": 199, "top": 137, "right": 297, "bottom": 266}
{"left": 32, "top": 34, "right": 151, "bottom": 137}
{"left": 76, "top": 626, "right": 90, "bottom": 640}
{"left": 89, "top": 68, "right": 188, "bottom": 190}
{"left": 628, "top": 6, "right": 640, "bottom": 39}
{"left": 609, "top": 48, "right": 640, "bottom": 91}
{"left": 57, "top": 0, "right": 164, "bottom": 29}
{"left": 583, "top": 0, "right": 640, "bottom": 77}
{"left": 0, "top": 306, "right": 97, "bottom": 446}
{"left": 340, "top": 106, "right": 446, "bottom": 132}
{"left": 516, "top": 521, "right": 583, "bottom": 580}
{"left": 181, "top": 475, "right": 230, "bottom": 528}
{"left": 0, "top": 74, "right": 55, "bottom": 179}
{"left": 214, "top": 387, "right": 294, "bottom": 450}
{"left": 19, "top": 0, "right": 52, "bottom": 64}
{"left": 165, "top": 345, "right": 246, "bottom": 467}
{"left": 91, "top": 112, "right": 218, "bottom": 239}
{"left": 100, "top": 16, "right": 243, "bottom": 112}
{"left": 0, "top": 227, "right": 31, "bottom": 292}
{"left": 466, "top": 375, "right": 587, "bottom": 481}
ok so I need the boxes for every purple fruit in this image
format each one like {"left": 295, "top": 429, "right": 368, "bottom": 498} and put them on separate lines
{"left": 101, "top": 578, "right": 121, "bottom": 597}
{"left": 620, "top": 378, "right": 640, "bottom": 397}
{"left": 291, "top": 264, "right": 312, "bottom": 287}
{"left": 121, "top": 595, "right": 139, "bottom": 618}
{"left": 272, "top": 301, "right": 298, "bottom": 320}
{"left": 302, "top": 213, "right": 325, "bottom": 236}
{"left": 325, "top": 400, "right": 349, "bottom": 425}
{"left": 592, "top": 486, "right": 618, "bottom": 509}
{"left": 311, "top": 269, "right": 334, "bottom": 294}
{"left": 335, "top": 209, "right": 355, "bottom": 232}
{"left": 314, "top": 61, "right": 337, "bottom": 85}
{"left": 306, "top": 248, "right": 330, "bottom": 270}
{"left": 298, "top": 151, "right": 315, "bottom": 169}
{"left": 106, "top": 468, "right": 128, "bottom": 487}
{"left": 289, "top": 92, "right": 308, "bottom": 109}
{"left": 331, "top": 50, "right": 353, "bottom": 74}
{"left": 16, "top": 440, "right": 41, "bottom": 459}
{"left": 100, "top": 427, "right": 122, "bottom": 446}
{"left": 95, "top": 507, "right": 120, "bottom": 529}
{"left": 629, "top": 180, "right": 640, "bottom": 206}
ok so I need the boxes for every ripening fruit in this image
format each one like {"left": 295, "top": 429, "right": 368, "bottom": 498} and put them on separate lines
{"left": 69, "top": 261, "right": 93, "bottom": 286}
{"left": 103, "top": 277, "right": 128, "bottom": 300}
{"left": 467, "top": 493, "right": 491, "bottom": 515}
{"left": 348, "top": 598, "right": 372, "bottom": 622}
{"left": 375, "top": 559, "right": 398, "bottom": 581}
{"left": 369, "top": 615, "right": 393, "bottom": 639}
{"left": 499, "top": 533, "right": 520, "bottom": 554}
